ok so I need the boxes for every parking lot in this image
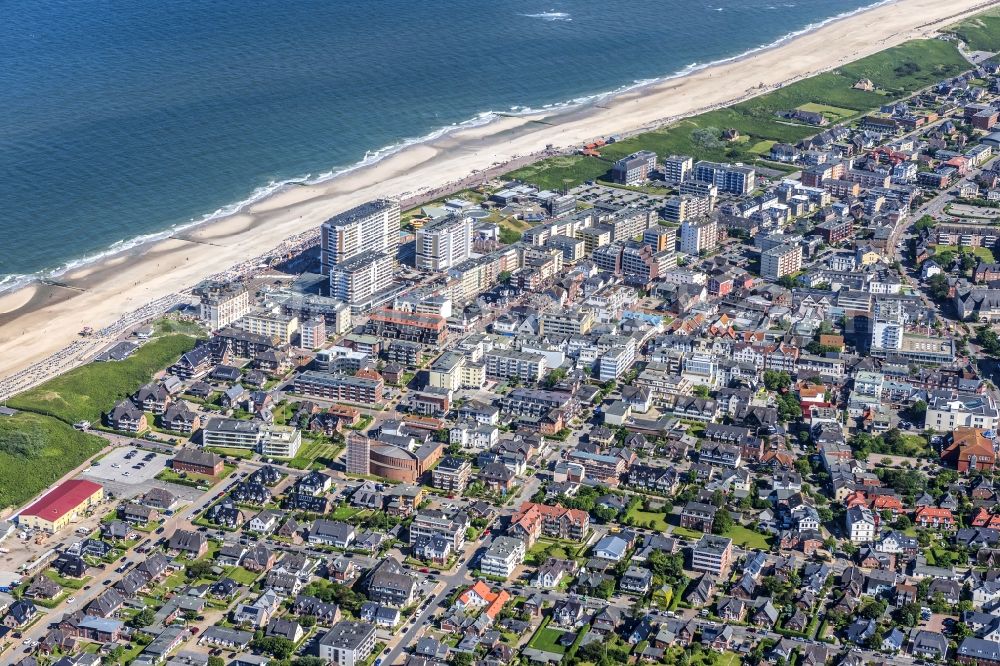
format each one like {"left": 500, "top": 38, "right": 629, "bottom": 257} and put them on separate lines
{"left": 78, "top": 446, "right": 171, "bottom": 496}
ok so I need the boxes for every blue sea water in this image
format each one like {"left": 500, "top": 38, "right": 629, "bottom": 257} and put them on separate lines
{"left": 0, "top": 0, "right": 884, "bottom": 290}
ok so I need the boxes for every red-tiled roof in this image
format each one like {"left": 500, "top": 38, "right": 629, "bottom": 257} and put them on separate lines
{"left": 20, "top": 480, "right": 102, "bottom": 522}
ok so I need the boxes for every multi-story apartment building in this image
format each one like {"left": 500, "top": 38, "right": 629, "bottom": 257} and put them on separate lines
{"left": 662, "top": 154, "right": 693, "bottom": 184}
{"left": 691, "top": 535, "right": 733, "bottom": 574}
{"left": 195, "top": 281, "right": 250, "bottom": 331}
{"left": 693, "top": 161, "right": 755, "bottom": 195}
{"left": 329, "top": 250, "right": 395, "bottom": 310}
{"left": 480, "top": 536, "right": 525, "bottom": 579}
{"left": 761, "top": 243, "right": 803, "bottom": 280}
{"left": 926, "top": 393, "right": 1000, "bottom": 431}
{"left": 603, "top": 207, "right": 655, "bottom": 242}
{"left": 299, "top": 316, "right": 326, "bottom": 350}
{"left": 259, "top": 424, "right": 302, "bottom": 458}
{"left": 870, "top": 300, "right": 905, "bottom": 352}
{"left": 409, "top": 509, "right": 469, "bottom": 551}
{"left": 611, "top": 150, "right": 657, "bottom": 186}
{"left": 320, "top": 199, "right": 400, "bottom": 273}
{"left": 509, "top": 502, "right": 590, "bottom": 548}
{"left": 431, "top": 456, "right": 472, "bottom": 493}
{"left": 483, "top": 349, "right": 546, "bottom": 383}
{"left": 364, "top": 308, "right": 448, "bottom": 345}
{"left": 539, "top": 310, "right": 594, "bottom": 337}
{"left": 346, "top": 433, "right": 372, "bottom": 476}
{"left": 679, "top": 217, "right": 718, "bottom": 256}
{"left": 664, "top": 195, "right": 712, "bottom": 223}
{"left": 294, "top": 371, "right": 385, "bottom": 406}
{"left": 239, "top": 309, "right": 299, "bottom": 345}
{"left": 642, "top": 226, "right": 676, "bottom": 253}
{"left": 416, "top": 214, "right": 473, "bottom": 271}
{"left": 544, "top": 234, "right": 587, "bottom": 262}
{"left": 599, "top": 342, "right": 636, "bottom": 382}
{"left": 318, "top": 622, "right": 377, "bottom": 666}
{"left": 202, "top": 418, "right": 301, "bottom": 458}
{"left": 202, "top": 418, "right": 263, "bottom": 450}
{"left": 576, "top": 225, "right": 614, "bottom": 254}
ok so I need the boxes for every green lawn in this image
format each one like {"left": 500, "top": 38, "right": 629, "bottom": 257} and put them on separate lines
{"left": 508, "top": 39, "right": 968, "bottom": 190}
{"left": 8, "top": 333, "right": 200, "bottom": 424}
{"left": 932, "top": 244, "right": 995, "bottom": 263}
{"left": 526, "top": 537, "right": 581, "bottom": 565}
{"left": 796, "top": 102, "right": 857, "bottom": 122}
{"left": 225, "top": 566, "right": 261, "bottom": 585}
{"left": 528, "top": 626, "right": 569, "bottom": 654}
{"left": 748, "top": 140, "right": 776, "bottom": 155}
{"left": 670, "top": 525, "right": 705, "bottom": 540}
{"left": 155, "top": 463, "right": 235, "bottom": 488}
{"left": 625, "top": 505, "right": 669, "bottom": 531}
{"left": 946, "top": 9, "right": 1000, "bottom": 52}
{"left": 286, "top": 437, "right": 343, "bottom": 470}
{"left": 205, "top": 446, "right": 255, "bottom": 460}
{"left": 0, "top": 411, "right": 105, "bottom": 508}
{"left": 723, "top": 525, "right": 772, "bottom": 550}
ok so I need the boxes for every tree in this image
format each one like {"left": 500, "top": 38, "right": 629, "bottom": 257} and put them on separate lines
{"left": 978, "top": 326, "right": 1000, "bottom": 357}
{"left": 896, "top": 602, "right": 921, "bottom": 627}
{"left": 794, "top": 457, "right": 811, "bottom": 476}
{"left": 925, "top": 273, "right": 949, "bottom": 302}
{"left": 131, "top": 607, "right": 155, "bottom": 628}
{"left": 208, "top": 658, "right": 226, "bottom": 666}
{"left": 293, "top": 660, "right": 327, "bottom": 666}
{"left": 914, "top": 215, "right": 936, "bottom": 232}
{"left": 693, "top": 385, "right": 711, "bottom": 398}
{"left": 451, "top": 653, "right": 475, "bottom": 666}
{"left": 184, "top": 559, "right": 213, "bottom": 580}
{"left": 777, "top": 275, "right": 798, "bottom": 289}
{"left": 712, "top": 509, "right": 734, "bottom": 535}
{"left": 596, "top": 577, "right": 616, "bottom": 599}
{"left": 763, "top": 370, "right": 792, "bottom": 392}
{"left": 252, "top": 636, "right": 295, "bottom": 659}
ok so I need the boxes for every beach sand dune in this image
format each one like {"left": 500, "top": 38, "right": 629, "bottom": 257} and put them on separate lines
{"left": 0, "top": 0, "right": 995, "bottom": 382}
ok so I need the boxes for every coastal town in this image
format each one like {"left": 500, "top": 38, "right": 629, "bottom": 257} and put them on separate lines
{"left": 14, "top": 14, "right": 1000, "bottom": 666}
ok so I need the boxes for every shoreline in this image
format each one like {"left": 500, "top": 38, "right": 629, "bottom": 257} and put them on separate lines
{"left": 0, "top": 0, "right": 996, "bottom": 391}
{"left": 0, "top": 0, "right": 958, "bottom": 298}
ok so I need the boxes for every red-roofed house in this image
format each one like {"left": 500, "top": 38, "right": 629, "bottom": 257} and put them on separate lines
{"left": 972, "top": 507, "right": 1000, "bottom": 529}
{"left": 18, "top": 480, "right": 104, "bottom": 533}
{"left": 942, "top": 428, "right": 996, "bottom": 473}
{"left": 914, "top": 506, "right": 956, "bottom": 530}
{"left": 871, "top": 495, "right": 904, "bottom": 516}
{"left": 454, "top": 581, "right": 510, "bottom": 623}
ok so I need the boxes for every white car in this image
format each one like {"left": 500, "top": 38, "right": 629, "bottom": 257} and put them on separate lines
{"left": 67, "top": 596, "right": 75, "bottom": 604}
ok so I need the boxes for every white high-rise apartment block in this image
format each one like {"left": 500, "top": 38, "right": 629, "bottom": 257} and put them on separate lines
{"left": 416, "top": 214, "right": 473, "bottom": 271}
{"left": 679, "top": 217, "right": 718, "bottom": 256}
{"left": 320, "top": 199, "right": 400, "bottom": 274}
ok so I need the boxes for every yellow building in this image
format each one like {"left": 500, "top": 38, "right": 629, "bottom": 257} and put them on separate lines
{"left": 18, "top": 480, "right": 104, "bottom": 533}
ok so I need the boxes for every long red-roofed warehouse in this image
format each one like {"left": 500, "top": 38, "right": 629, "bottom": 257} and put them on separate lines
{"left": 17, "top": 479, "right": 104, "bottom": 533}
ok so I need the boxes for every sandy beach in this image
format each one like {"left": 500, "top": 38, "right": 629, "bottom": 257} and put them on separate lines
{"left": 0, "top": 0, "right": 996, "bottom": 386}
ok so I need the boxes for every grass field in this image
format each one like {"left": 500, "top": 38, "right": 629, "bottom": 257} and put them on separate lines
{"left": 8, "top": 333, "right": 200, "bottom": 424}
{"left": 932, "top": 244, "right": 996, "bottom": 263}
{"left": 286, "top": 438, "right": 343, "bottom": 470}
{"left": 528, "top": 626, "right": 569, "bottom": 654}
{"left": 670, "top": 525, "right": 705, "bottom": 540}
{"left": 722, "top": 525, "right": 772, "bottom": 550}
{"left": 205, "top": 446, "right": 255, "bottom": 460}
{"left": 0, "top": 411, "right": 105, "bottom": 508}
{"left": 625, "top": 505, "right": 669, "bottom": 531}
{"left": 796, "top": 103, "right": 856, "bottom": 122}
{"left": 946, "top": 9, "right": 1000, "bottom": 52}
{"left": 508, "top": 39, "right": 969, "bottom": 190}
{"left": 748, "top": 140, "right": 776, "bottom": 155}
